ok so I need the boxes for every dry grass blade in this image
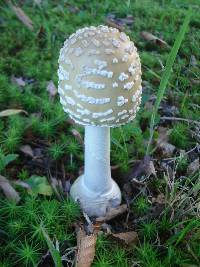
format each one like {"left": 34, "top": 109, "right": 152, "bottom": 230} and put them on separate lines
{"left": 96, "top": 204, "right": 127, "bottom": 222}
{"left": 71, "top": 129, "right": 84, "bottom": 145}
{"left": 47, "top": 80, "right": 57, "bottom": 98}
{"left": 141, "top": 31, "right": 169, "bottom": 47}
{"left": 187, "top": 158, "right": 199, "bottom": 175}
{"left": 10, "top": 3, "right": 34, "bottom": 31}
{"left": 0, "top": 109, "right": 28, "bottom": 117}
{"left": 76, "top": 227, "right": 97, "bottom": 267}
{"left": 0, "top": 175, "right": 20, "bottom": 203}
{"left": 20, "top": 145, "right": 34, "bottom": 158}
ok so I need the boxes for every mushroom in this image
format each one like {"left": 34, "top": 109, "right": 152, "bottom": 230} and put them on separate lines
{"left": 58, "top": 25, "right": 142, "bottom": 217}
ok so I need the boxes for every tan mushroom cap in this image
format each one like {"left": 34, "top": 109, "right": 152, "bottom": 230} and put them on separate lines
{"left": 58, "top": 25, "right": 142, "bottom": 127}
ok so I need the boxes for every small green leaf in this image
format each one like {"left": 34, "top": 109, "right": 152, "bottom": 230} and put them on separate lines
{"left": 25, "top": 175, "right": 53, "bottom": 196}
{"left": 4, "top": 154, "right": 18, "bottom": 167}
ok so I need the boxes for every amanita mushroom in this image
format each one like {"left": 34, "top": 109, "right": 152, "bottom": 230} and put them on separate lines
{"left": 58, "top": 25, "right": 142, "bottom": 217}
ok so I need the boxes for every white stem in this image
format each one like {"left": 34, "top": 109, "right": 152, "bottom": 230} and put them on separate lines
{"left": 70, "top": 125, "right": 121, "bottom": 216}
{"left": 83, "top": 126, "right": 112, "bottom": 193}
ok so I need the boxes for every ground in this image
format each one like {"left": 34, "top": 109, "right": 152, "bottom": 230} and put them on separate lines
{"left": 0, "top": 0, "right": 199, "bottom": 266}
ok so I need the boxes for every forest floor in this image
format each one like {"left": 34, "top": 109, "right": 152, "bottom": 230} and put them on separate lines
{"left": 0, "top": 0, "right": 200, "bottom": 266}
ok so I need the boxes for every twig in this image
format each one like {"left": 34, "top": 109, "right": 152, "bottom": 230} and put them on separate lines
{"left": 160, "top": 116, "right": 200, "bottom": 126}
{"left": 162, "top": 144, "right": 199, "bottom": 162}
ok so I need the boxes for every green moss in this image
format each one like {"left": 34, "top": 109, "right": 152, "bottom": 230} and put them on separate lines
{"left": 0, "top": 0, "right": 199, "bottom": 265}
{"left": 132, "top": 195, "right": 151, "bottom": 215}
{"left": 170, "top": 123, "right": 190, "bottom": 149}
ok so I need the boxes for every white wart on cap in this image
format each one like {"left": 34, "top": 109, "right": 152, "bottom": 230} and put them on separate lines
{"left": 58, "top": 25, "right": 142, "bottom": 127}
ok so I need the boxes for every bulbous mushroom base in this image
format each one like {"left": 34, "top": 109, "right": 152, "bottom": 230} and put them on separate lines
{"left": 70, "top": 175, "right": 121, "bottom": 217}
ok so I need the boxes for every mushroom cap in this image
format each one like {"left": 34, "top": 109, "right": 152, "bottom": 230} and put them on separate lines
{"left": 58, "top": 25, "right": 142, "bottom": 127}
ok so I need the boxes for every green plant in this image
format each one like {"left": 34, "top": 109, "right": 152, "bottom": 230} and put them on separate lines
{"left": 61, "top": 198, "right": 81, "bottom": 226}
{"left": 139, "top": 221, "right": 157, "bottom": 240}
{"left": 18, "top": 169, "right": 29, "bottom": 180}
{"left": 40, "top": 199, "right": 60, "bottom": 230}
{"left": 21, "top": 196, "right": 39, "bottom": 223}
{"left": 93, "top": 251, "right": 114, "bottom": 267}
{"left": 146, "top": 9, "right": 192, "bottom": 155}
{"left": 39, "top": 119, "right": 55, "bottom": 138}
{"left": 40, "top": 224, "right": 63, "bottom": 267}
{"left": 2, "top": 128, "right": 22, "bottom": 152}
{"left": 48, "top": 143, "right": 65, "bottom": 160}
{"left": 0, "top": 199, "right": 21, "bottom": 219}
{"left": 65, "top": 138, "right": 81, "bottom": 156}
{"left": 15, "top": 240, "right": 40, "bottom": 267}
{"left": 0, "top": 147, "right": 18, "bottom": 172}
{"left": 170, "top": 123, "right": 190, "bottom": 149}
{"left": 112, "top": 247, "right": 129, "bottom": 267}
{"left": 135, "top": 242, "right": 161, "bottom": 267}
{"left": 133, "top": 195, "right": 150, "bottom": 215}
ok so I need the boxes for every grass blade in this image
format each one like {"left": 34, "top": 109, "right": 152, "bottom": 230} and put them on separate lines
{"left": 40, "top": 224, "right": 63, "bottom": 267}
{"left": 146, "top": 9, "right": 192, "bottom": 155}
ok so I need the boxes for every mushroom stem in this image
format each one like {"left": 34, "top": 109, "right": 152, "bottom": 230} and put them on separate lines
{"left": 70, "top": 125, "right": 121, "bottom": 217}
{"left": 84, "top": 125, "right": 112, "bottom": 193}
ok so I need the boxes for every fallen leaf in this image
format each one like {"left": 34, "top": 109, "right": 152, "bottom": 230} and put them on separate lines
{"left": 25, "top": 175, "right": 53, "bottom": 196}
{"left": 152, "top": 193, "right": 166, "bottom": 204}
{"left": 20, "top": 145, "right": 34, "bottom": 158}
{"left": 106, "top": 19, "right": 124, "bottom": 31}
{"left": 106, "top": 13, "right": 134, "bottom": 31}
{"left": 141, "top": 31, "right": 169, "bottom": 47}
{"left": 96, "top": 204, "right": 127, "bottom": 222}
{"left": 13, "top": 180, "right": 31, "bottom": 189}
{"left": 0, "top": 175, "right": 20, "bottom": 203}
{"left": 0, "top": 109, "right": 28, "bottom": 117}
{"left": 129, "top": 156, "right": 156, "bottom": 180}
{"left": 71, "top": 129, "right": 83, "bottom": 145}
{"left": 187, "top": 158, "right": 199, "bottom": 175}
{"left": 112, "top": 231, "right": 138, "bottom": 245}
{"left": 76, "top": 227, "right": 97, "bottom": 267}
{"left": 10, "top": 4, "right": 34, "bottom": 31}
{"left": 156, "top": 127, "right": 175, "bottom": 157}
{"left": 46, "top": 80, "right": 57, "bottom": 98}
{"left": 11, "top": 76, "right": 26, "bottom": 87}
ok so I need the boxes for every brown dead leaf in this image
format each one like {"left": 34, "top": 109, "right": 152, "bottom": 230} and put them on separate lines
{"left": 11, "top": 76, "right": 26, "bottom": 87}
{"left": 187, "top": 158, "right": 199, "bottom": 175}
{"left": 130, "top": 156, "right": 156, "bottom": 180}
{"left": 46, "top": 80, "right": 57, "bottom": 98}
{"left": 152, "top": 193, "right": 166, "bottom": 205}
{"left": 106, "top": 19, "right": 124, "bottom": 31}
{"left": 112, "top": 231, "right": 138, "bottom": 245}
{"left": 0, "top": 109, "right": 28, "bottom": 117}
{"left": 20, "top": 145, "right": 34, "bottom": 158}
{"left": 76, "top": 227, "right": 97, "bottom": 267}
{"left": 141, "top": 31, "right": 169, "bottom": 47}
{"left": 96, "top": 204, "right": 127, "bottom": 222}
{"left": 0, "top": 175, "right": 20, "bottom": 203}
{"left": 10, "top": 4, "right": 34, "bottom": 31}
{"left": 71, "top": 129, "right": 84, "bottom": 145}
{"left": 106, "top": 13, "right": 134, "bottom": 31}
{"left": 156, "top": 127, "right": 175, "bottom": 157}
